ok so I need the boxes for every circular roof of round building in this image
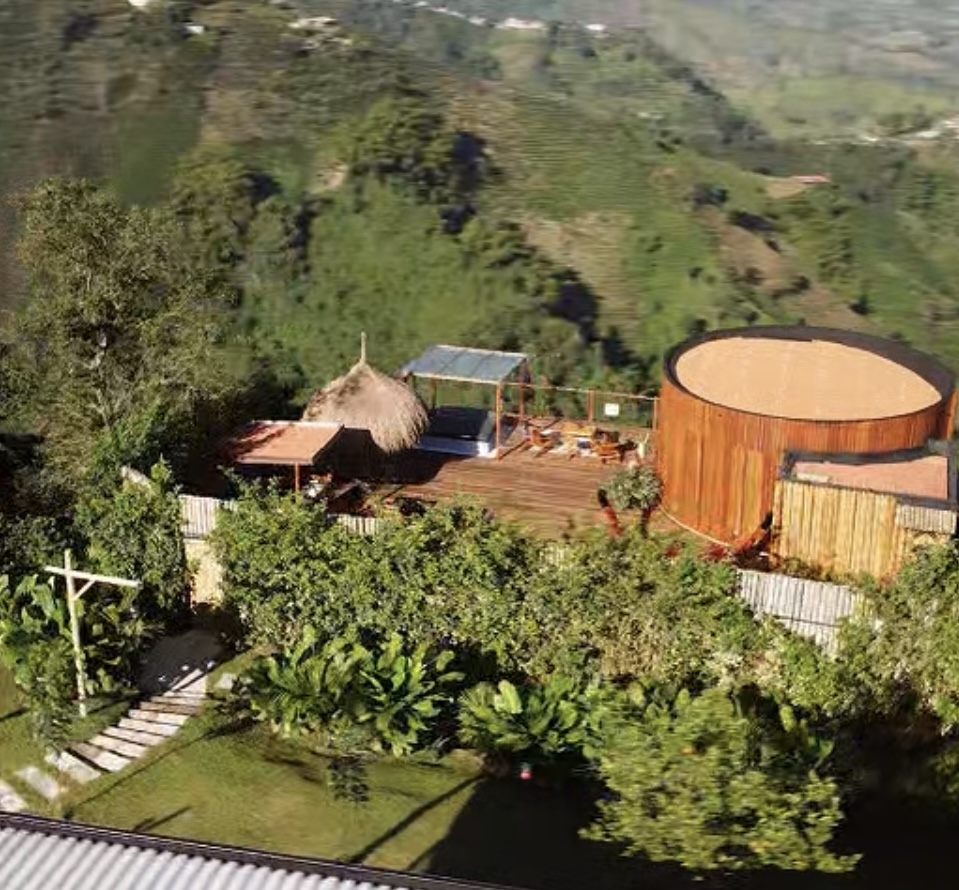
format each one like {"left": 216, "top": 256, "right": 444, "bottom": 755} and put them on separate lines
{"left": 674, "top": 334, "right": 943, "bottom": 421}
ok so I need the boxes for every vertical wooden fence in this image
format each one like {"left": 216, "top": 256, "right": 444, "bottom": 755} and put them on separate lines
{"left": 773, "top": 479, "right": 957, "bottom": 579}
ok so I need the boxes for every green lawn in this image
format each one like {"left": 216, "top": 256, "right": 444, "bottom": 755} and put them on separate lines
{"left": 0, "top": 666, "right": 640, "bottom": 888}
{"left": 0, "top": 657, "right": 635, "bottom": 888}
{"left": 0, "top": 667, "right": 35, "bottom": 795}
{"left": 63, "top": 712, "right": 641, "bottom": 889}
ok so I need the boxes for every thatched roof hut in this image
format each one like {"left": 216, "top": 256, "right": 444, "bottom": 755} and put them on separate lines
{"left": 301, "top": 335, "right": 428, "bottom": 453}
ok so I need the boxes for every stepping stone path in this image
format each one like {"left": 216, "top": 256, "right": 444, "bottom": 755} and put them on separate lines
{"left": 0, "top": 781, "right": 26, "bottom": 814}
{"left": 0, "top": 649, "right": 221, "bottom": 813}
{"left": 15, "top": 766, "right": 63, "bottom": 802}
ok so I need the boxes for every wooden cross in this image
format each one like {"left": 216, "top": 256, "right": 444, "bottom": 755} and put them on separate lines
{"left": 44, "top": 550, "right": 140, "bottom": 718}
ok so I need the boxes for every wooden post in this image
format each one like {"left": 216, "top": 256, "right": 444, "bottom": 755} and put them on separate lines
{"left": 588, "top": 389, "right": 595, "bottom": 423}
{"left": 519, "top": 382, "right": 525, "bottom": 426}
{"left": 45, "top": 551, "right": 140, "bottom": 719}
{"left": 294, "top": 463, "right": 301, "bottom": 493}
{"left": 945, "top": 390, "right": 958, "bottom": 439}
{"left": 495, "top": 385, "right": 502, "bottom": 459}
{"left": 63, "top": 550, "right": 86, "bottom": 718}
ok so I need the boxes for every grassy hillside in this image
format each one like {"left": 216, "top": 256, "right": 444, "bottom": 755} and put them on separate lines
{"left": 3, "top": 0, "right": 959, "bottom": 401}
{"left": 420, "top": 0, "right": 959, "bottom": 136}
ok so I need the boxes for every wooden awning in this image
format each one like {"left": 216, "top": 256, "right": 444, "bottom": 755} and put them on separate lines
{"left": 227, "top": 421, "right": 343, "bottom": 466}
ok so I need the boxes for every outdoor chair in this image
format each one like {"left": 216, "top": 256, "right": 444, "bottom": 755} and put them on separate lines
{"left": 523, "top": 425, "right": 558, "bottom": 456}
{"left": 589, "top": 438, "right": 624, "bottom": 464}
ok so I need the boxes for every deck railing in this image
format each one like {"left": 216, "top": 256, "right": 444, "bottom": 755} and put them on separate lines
{"left": 500, "top": 381, "right": 659, "bottom": 432}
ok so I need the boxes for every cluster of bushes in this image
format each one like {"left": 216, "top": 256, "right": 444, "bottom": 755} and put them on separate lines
{"left": 0, "top": 462, "right": 191, "bottom": 744}
{"left": 213, "top": 485, "right": 869, "bottom": 874}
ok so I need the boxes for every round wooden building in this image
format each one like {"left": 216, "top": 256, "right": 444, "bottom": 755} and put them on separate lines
{"left": 657, "top": 326, "right": 957, "bottom": 544}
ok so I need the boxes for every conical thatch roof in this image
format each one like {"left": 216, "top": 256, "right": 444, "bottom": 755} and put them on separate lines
{"left": 302, "top": 337, "right": 428, "bottom": 453}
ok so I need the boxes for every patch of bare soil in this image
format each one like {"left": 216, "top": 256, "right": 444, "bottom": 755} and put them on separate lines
{"left": 311, "top": 161, "right": 348, "bottom": 194}
{"left": 717, "top": 220, "right": 877, "bottom": 332}
{"left": 765, "top": 177, "right": 810, "bottom": 200}
{"left": 718, "top": 223, "right": 796, "bottom": 297}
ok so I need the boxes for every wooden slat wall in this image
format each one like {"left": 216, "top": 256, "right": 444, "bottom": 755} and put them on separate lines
{"left": 658, "top": 375, "right": 951, "bottom": 544}
{"left": 333, "top": 514, "right": 382, "bottom": 536}
{"left": 896, "top": 503, "right": 959, "bottom": 534}
{"left": 772, "top": 480, "right": 955, "bottom": 578}
{"left": 736, "top": 568, "right": 862, "bottom": 654}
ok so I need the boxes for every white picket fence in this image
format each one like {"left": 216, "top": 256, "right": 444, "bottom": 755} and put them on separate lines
{"left": 332, "top": 514, "right": 382, "bottom": 536}
{"left": 179, "top": 495, "right": 382, "bottom": 539}
{"left": 735, "top": 569, "right": 863, "bottom": 654}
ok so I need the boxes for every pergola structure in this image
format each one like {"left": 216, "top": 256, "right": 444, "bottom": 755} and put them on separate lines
{"left": 226, "top": 420, "right": 343, "bottom": 491}
{"left": 398, "top": 345, "right": 531, "bottom": 459}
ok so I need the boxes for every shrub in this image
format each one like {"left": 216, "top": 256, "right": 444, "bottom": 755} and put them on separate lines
{"left": 237, "top": 629, "right": 463, "bottom": 757}
{"left": 514, "top": 530, "right": 761, "bottom": 685}
{"left": 74, "top": 461, "right": 191, "bottom": 628}
{"left": 457, "top": 675, "right": 607, "bottom": 769}
{"left": 604, "top": 464, "right": 662, "bottom": 513}
{"left": 216, "top": 490, "right": 779, "bottom": 691}
{"left": 587, "top": 685, "right": 856, "bottom": 874}
{"left": 213, "top": 489, "right": 543, "bottom": 665}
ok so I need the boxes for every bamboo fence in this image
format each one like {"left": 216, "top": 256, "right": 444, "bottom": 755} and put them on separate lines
{"left": 773, "top": 479, "right": 956, "bottom": 579}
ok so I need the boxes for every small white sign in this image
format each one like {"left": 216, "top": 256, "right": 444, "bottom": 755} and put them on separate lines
{"left": 603, "top": 402, "right": 621, "bottom": 418}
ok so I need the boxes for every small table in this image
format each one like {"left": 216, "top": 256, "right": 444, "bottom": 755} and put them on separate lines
{"left": 558, "top": 421, "right": 596, "bottom": 440}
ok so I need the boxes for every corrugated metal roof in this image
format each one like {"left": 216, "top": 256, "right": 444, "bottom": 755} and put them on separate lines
{"left": 0, "top": 815, "right": 509, "bottom": 890}
{"left": 398, "top": 346, "right": 528, "bottom": 385}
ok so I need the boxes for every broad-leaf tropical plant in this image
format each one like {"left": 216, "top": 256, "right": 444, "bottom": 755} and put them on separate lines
{"left": 457, "top": 675, "right": 608, "bottom": 767}
{"left": 240, "top": 626, "right": 367, "bottom": 740}
{"left": 237, "top": 629, "right": 462, "bottom": 756}
{"left": 354, "top": 634, "right": 465, "bottom": 756}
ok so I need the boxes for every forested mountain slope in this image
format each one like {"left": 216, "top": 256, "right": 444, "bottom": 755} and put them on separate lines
{"left": 3, "top": 0, "right": 959, "bottom": 412}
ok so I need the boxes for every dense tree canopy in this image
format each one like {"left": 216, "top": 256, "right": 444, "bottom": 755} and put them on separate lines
{"left": 589, "top": 686, "right": 856, "bottom": 874}
{"left": 11, "top": 178, "right": 231, "bottom": 481}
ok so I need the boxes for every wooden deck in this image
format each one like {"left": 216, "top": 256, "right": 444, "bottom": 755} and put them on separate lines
{"left": 378, "top": 448, "right": 624, "bottom": 537}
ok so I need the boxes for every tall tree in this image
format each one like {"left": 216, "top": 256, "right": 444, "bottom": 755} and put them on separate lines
{"left": 11, "top": 178, "right": 230, "bottom": 480}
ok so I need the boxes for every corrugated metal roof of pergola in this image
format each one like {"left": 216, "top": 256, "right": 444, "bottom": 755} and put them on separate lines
{"left": 398, "top": 346, "right": 529, "bottom": 385}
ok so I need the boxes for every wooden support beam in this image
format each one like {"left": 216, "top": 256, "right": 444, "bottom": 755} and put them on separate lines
{"left": 45, "top": 551, "right": 139, "bottom": 719}
{"left": 495, "top": 385, "right": 503, "bottom": 460}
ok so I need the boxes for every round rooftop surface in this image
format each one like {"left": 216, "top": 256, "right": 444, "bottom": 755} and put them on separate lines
{"left": 675, "top": 336, "right": 942, "bottom": 420}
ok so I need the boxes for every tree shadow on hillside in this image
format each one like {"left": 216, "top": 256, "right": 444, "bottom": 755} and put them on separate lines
{"left": 548, "top": 271, "right": 598, "bottom": 345}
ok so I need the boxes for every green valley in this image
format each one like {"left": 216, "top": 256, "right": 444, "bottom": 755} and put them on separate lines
{"left": 3, "top": 0, "right": 959, "bottom": 401}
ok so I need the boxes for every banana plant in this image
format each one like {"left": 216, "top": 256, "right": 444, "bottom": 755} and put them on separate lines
{"left": 458, "top": 675, "right": 608, "bottom": 764}
{"left": 353, "top": 633, "right": 465, "bottom": 756}
{"left": 241, "top": 626, "right": 368, "bottom": 738}
{"left": 0, "top": 574, "right": 70, "bottom": 690}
